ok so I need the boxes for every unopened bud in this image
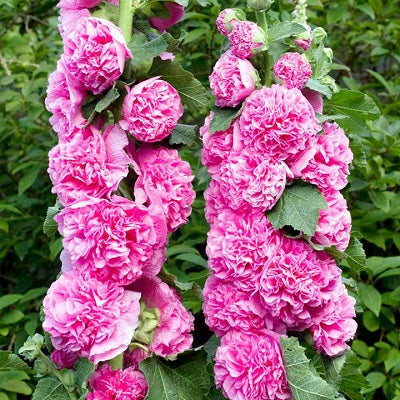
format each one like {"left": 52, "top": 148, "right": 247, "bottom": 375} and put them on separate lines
{"left": 247, "top": 0, "right": 274, "bottom": 11}
{"left": 19, "top": 334, "right": 44, "bottom": 361}
{"left": 216, "top": 8, "right": 245, "bottom": 35}
{"left": 312, "top": 27, "right": 327, "bottom": 44}
{"left": 133, "top": 302, "right": 161, "bottom": 345}
{"left": 323, "top": 47, "right": 333, "bottom": 63}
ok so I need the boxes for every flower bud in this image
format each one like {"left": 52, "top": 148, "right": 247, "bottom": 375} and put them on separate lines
{"left": 34, "top": 358, "right": 51, "bottom": 377}
{"left": 321, "top": 75, "right": 338, "bottom": 93}
{"left": 19, "top": 334, "right": 44, "bottom": 361}
{"left": 323, "top": 47, "right": 333, "bottom": 63}
{"left": 247, "top": 0, "right": 274, "bottom": 11}
{"left": 312, "top": 27, "right": 327, "bottom": 44}
{"left": 216, "top": 8, "right": 245, "bottom": 36}
{"left": 133, "top": 301, "right": 161, "bottom": 345}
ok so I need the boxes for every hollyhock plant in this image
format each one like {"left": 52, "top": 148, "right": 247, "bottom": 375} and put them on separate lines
{"left": 129, "top": 276, "right": 194, "bottom": 358}
{"left": 149, "top": 2, "right": 185, "bottom": 32}
{"left": 87, "top": 364, "right": 148, "bottom": 400}
{"left": 63, "top": 17, "right": 132, "bottom": 94}
{"left": 203, "top": 180, "right": 233, "bottom": 225}
{"left": 228, "top": 20, "right": 266, "bottom": 59}
{"left": 289, "top": 122, "right": 353, "bottom": 191}
{"left": 216, "top": 8, "right": 245, "bottom": 36}
{"left": 51, "top": 349, "right": 79, "bottom": 369}
{"left": 58, "top": 8, "right": 91, "bottom": 37}
{"left": 55, "top": 196, "right": 168, "bottom": 285}
{"left": 259, "top": 236, "right": 342, "bottom": 330}
{"left": 48, "top": 124, "right": 131, "bottom": 206}
{"left": 42, "top": 273, "right": 141, "bottom": 364}
{"left": 273, "top": 52, "right": 312, "bottom": 89}
{"left": 210, "top": 51, "right": 259, "bottom": 108}
{"left": 238, "top": 84, "right": 321, "bottom": 161}
{"left": 57, "top": 0, "right": 101, "bottom": 9}
{"left": 207, "top": 210, "right": 282, "bottom": 292}
{"left": 134, "top": 145, "right": 195, "bottom": 232}
{"left": 295, "top": 24, "right": 312, "bottom": 50}
{"left": 214, "top": 330, "right": 292, "bottom": 400}
{"left": 120, "top": 77, "right": 183, "bottom": 142}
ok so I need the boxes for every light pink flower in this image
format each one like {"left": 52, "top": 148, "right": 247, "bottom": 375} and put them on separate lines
{"left": 159, "top": 51, "right": 175, "bottom": 61}
{"left": 45, "top": 58, "right": 86, "bottom": 138}
{"left": 295, "top": 24, "right": 312, "bottom": 50}
{"left": 43, "top": 274, "right": 141, "bottom": 364}
{"left": 57, "top": 0, "right": 101, "bottom": 9}
{"left": 51, "top": 349, "right": 79, "bottom": 369}
{"left": 217, "top": 148, "right": 289, "bottom": 213}
{"left": 203, "top": 276, "right": 285, "bottom": 337}
{"left": 216, "top": 8, "right": 244, "bottom": 36}
{"left": 120, "top": 77, "right": 183, "bottom": 142}
{"left": 259, "top": 236, "right": 342, "bottom": 330}
{"left": 63, "top": 17, "right": 132, "bottom": 94}
{"left": 48, "top": 125, "right": 131, "bottom": 206}
{"left": 312, "top": 189, "right": 351, "bottom": 251}
{"left": 203, "top": 180, "right": 233, "bottom": 225}
{"left": 289, "top": 122, "right": 353, "bottom": 191}
{"left": 302, "top": 87, "right": 323, "bottom": 114}
{"left": 214, "top": 330, "right": 292, "bottom": 400}
{"left": 129, "top": 277, "right": 194, "bottom": 358}
{"left": 56, "top": 196, "right": 168, "bottom": 285}
{"left": 133, "top": 145, "right": 195, "bottom": 232}
{"left": 58, "top": 8, "right": 91, "bottom": 37}
{"left": 87, "top": 365, "right": 147, "bottom": 400}
{"left": 238, "top": 84, "right": 320, "bottom": 161}
{"left": 228, "top": 20, "right": 265, "bottom": 59}
{"left": 207, "top": 211, "right": 282, "bottom": 292}
{"left": 273, "top": 52, "right": 312, "bottom": 89}
{"left": 149, "top": 2, "right": 185, "bottom": 33}
{"left": 310, "top": 286, "right": 357, "bottom": 357}
{"left": 210, "top": 51, "right": 259, "bottom": 108}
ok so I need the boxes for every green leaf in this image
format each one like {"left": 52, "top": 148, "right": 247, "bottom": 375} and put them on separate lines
{"left": 75, "top": 358, "right": 94, "bottom": 396}
{"left": 128, "top": 34, "right": 168, "bottom": 68}
{"left": 366, "top": 256, "right": 400, "bottom": 277}
{"left": 0, "top": 295, "right": 23, "bottom": 312}
{"left": 313, "top": 352, "right": 347, "bottom": 389}
{"left": 281, "top": 337, "right": 336, "bottom": 400}
{"left": 32, "top": 376, "right": 69, "bottom": 400}
{"left": 0, "top": 392, "right": 8, "bottom": 400}
{"left": 0, "top": 370, "right": 30, "bottom": 381}
{"left": 0, "top": 380, "right": 31, "bottom": 395}
{"left": 267, "top": 181, "right": 327, "bottom": 236}
{"left": 306, "top": 78, "right": 333, "bottom": 98}
{"left": 324, "top": 89, "right": 380, "bottom": 132}
{"left": 204, "top": 335, "right": 220, "bottom": 364}
{"left": 166, "top": 245, "right": 199, "bottom": 258}
{"left": 94, "top": 87, "right": 120, "bottom": 113}
{"left": 169, "top": 124, "right": 197, "bottom": 146}
{"left": 19, "top": 287, "right": 47, "bottom": 304}
{"left": 358, "top": 283, "right": 381, "bottom": 316}
{"left": 0, "top": 221, "right": 9, "bottom": 234}
{"left": 18, "top": 165, "right": 41, "bottom": 197}
{"left": 43, "top": 202, "right": 61, "bottom": 237}
{"left": 140, "top": 351, "right": 209, "bottom": 400}
{"left": 268, "top": 22, "right": 307, "bottom": 43}
{"left": 150, "top": 59, "right": 210, "bottom": 111}
{"left": 175, "top": 253, "right": 208, "bottom": 268}
{"left": 209, "top": 106, "right": 241, "bottom": 134}
{"left": 362, "top": 310, "right": 380, "bottom": 332}
{"left": 339, "top": 351, "right": 369, "bottom": 400}
{"left": 316, "top": 114, "right": 347, "bottom": 124}
{"left": 364, "top": 372, "right": 385, "bottom": 393}
{"left": 0, "top": 351, "right": 28, "bottom": 371}
{"left": 342, "top": 238, "right": 366, "bottom": 273}
{"left": 0, "top": 310, "right": 24, "bottom": 325}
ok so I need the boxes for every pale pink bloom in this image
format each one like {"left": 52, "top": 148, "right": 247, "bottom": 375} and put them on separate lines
{"left": 259, "top": 236, "right": 342, "bottom": 330}
{"left": 87, "top": 364, "right": 147, "bottom": 400}
{"left": 203, "top": 180, "right": 233, "bottom": 225}
{"left": 149, "top": 2, "right": 185, "bottom": 33}
{"left": 48, "top": 125, "right": 131, "bottom": 206}
{"left": 228, "top": 20, "right": 265, "bottom": 59}
{"left": 120, "top": 77, "right": 183, "bottom": 142}
{"left": 217, "top": 148, "right": 290, "bottom": 213}
{"left": 310, "top": 286, "right": 357, "bottom": 357}
{"left": 216, "top": 8, "right": 244, "bottom": 36}
{"left": 273, "top": 52, "right": 312, "bottom": 89}
{"left": 210, "top": 51, "right": 259, "bottom": 108}
{"left": 57, "top": 0, "right": 101, "bottom": 9}
{"left": 295, "top": 24, "right": 312, "bottom": 50}
{"left": 63, "top": 17, "right": 132, "bottom": 94}
{"left": 43, "top": 274, "right": 141, "bottom": 364}
{"left": 238, "top": 84, "right": 320, "bottom": 161}
{"left": 133, "top": 145, "right": 195, "bottom": 232}
{"left": 203, "top": 276, "right": 285, "bottom": 337}
{"left": 58, "top": 8, "right": 91, "bottom": 37}
{"left": 129, "top": 277, "right": 194, "bottom": 358}
{"left": 312, "top": 189, "right": 351, "bottom": 251}
{"left": 302, "top": 87, "right": 323, "bottom": 114}
{"left": 51, "top": 349, "right": 78, "bottom": 369}
{"left": 45, "top": 58, "right": 86, "bottom": 138}
{"left": 56, "top": 196, "right": 167, "bottom": 285}
{"left": 289, "top": 122, "right": 353, "bottom": 191}
{"left": 207, "top": 210, "right": 282, "bottom": 292}
{"left": 214, "top": 330, "right": 292, "bottom": 400}
{"left": 159, "top": 51, "right": 175, "bottom": 61}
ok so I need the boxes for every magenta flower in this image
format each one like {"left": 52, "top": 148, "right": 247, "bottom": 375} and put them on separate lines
{"left": 51, "top": 349, "right": 78, "bottom": 369}
{"left": 302, "top": 87, "right": 323, "bottom": 114}
{"left": 57, "top": 0, "right": 101, "bottom": 9}
{"left": 295, "top": 24, "right": 312, "bottom": 51}
{"left": 216, "top": 8, "right": 245, "bottom": 36}
{"left": 273, "top": 52, "right": 312, "bottom": 89}
{"left": 203, "top": 180, "right": 233, "bottom": 225}
{"left": 120, "top": 77, "right": 183, "bottom": 142}
{"left": 149, "top": 2, "right": 185, "bottom": 33}
{"left": 43, "top": 274, "right": 141, "bottom": 364}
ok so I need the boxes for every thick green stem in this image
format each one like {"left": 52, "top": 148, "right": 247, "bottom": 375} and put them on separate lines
{"left": 255, "top": 11, "right": 272, "bottom": 86}
{"left": 255, "top": 11, "right": 268, "bottom": 33}
{"left": 109, "top": 352, "right": 124, "bottom": 370}
{"left": 119, "top": 0, "right": 134, "bottom": 43}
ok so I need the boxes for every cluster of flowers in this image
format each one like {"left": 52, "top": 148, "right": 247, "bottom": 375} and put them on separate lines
{"left": 43, "top": 0, "right": 195, "bottom": 398}
{"left": 202, "top": 8, "right": 357, "bottom": 400}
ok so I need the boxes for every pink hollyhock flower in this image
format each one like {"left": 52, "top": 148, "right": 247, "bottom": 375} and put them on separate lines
{"left": 203, "top": 275, "right": 285, "bottom": 337}
{"left": 129, "top": 277, "right": 194, "bottom": 358}
{"left": 310, "top": 286, "right": 357, "bottom": 357}
{"left": 133, "top": 145, "right": 195, "bottom": 232}
{"left": 259, "top": 236, "right": 342, "bottom": 330}
{"left": 203, "top": 179, "right": 233, "bottom": 225}
{"left": 125, "top": 348, "right": 148, "bottom": 369}
{"left": 159, "top": 51, "right": 175, "bottom": 61}
{"left": 43, "top": 274, "right": 141, "bottom": 364}
{"left": 51, "top": 349, "right": 79, "bottom": 369}
{"left": 217, "top": 147, "right": 290, "bottom": 213}
{"left": 57, "top": 0, "right": 101, "bottom": 9}
{"left": 302, "top": 87, "right": 323, "bottom": 114}
{"left": 214, "top": 330, "right": 292, "bottom": 400}
{"left": 149, "top": 2, "right": 185, "bottom": 33}
{"left": 63, "top": 17, "right": 132, "bottom": 94}
{"left": 312, "top": 189, "right": 351, "bottom": 251}
{"left": 228, "top": 20, "right": 266, "bottom": 59}
{"left": 87, "top": 365, "right": 147, "bottom": 400}
{"left": 289, "top": 122, "right": 353, "bottom": 191}
{"left": 238, "top": 84, "right": 320, "bottom": 161}
{"left": 216, "top": 8, "right": 245, "bottom": 36}
{"left": 56, "top": 196, "right": 168, "bottom": 285}
{"left": 273, "top": 52, "right": 312, "bottom": 89}
{"left": 207, "top": 210, "right": 282, "bottom": 292}
{"left": 58, "top": 8, "right": 91, "bottom": 37}
{"left": 48, "top": 125, "right": 131, "bottom": 206}
{"left": 210, "top": 51, "right": 259, "bottom": 108}
{"left": 295, "top": 24, "right": 312, "bottom": 50}
{"left": 45, "top": 59, "right": 86, "bottom": 137}
{"left": 120, "top": 77, "right": 183, "bottom": 142}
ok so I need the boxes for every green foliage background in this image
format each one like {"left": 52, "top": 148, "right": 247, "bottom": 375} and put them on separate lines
{"left": 0, "top": 0, "right": 399, "bottom": 398}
